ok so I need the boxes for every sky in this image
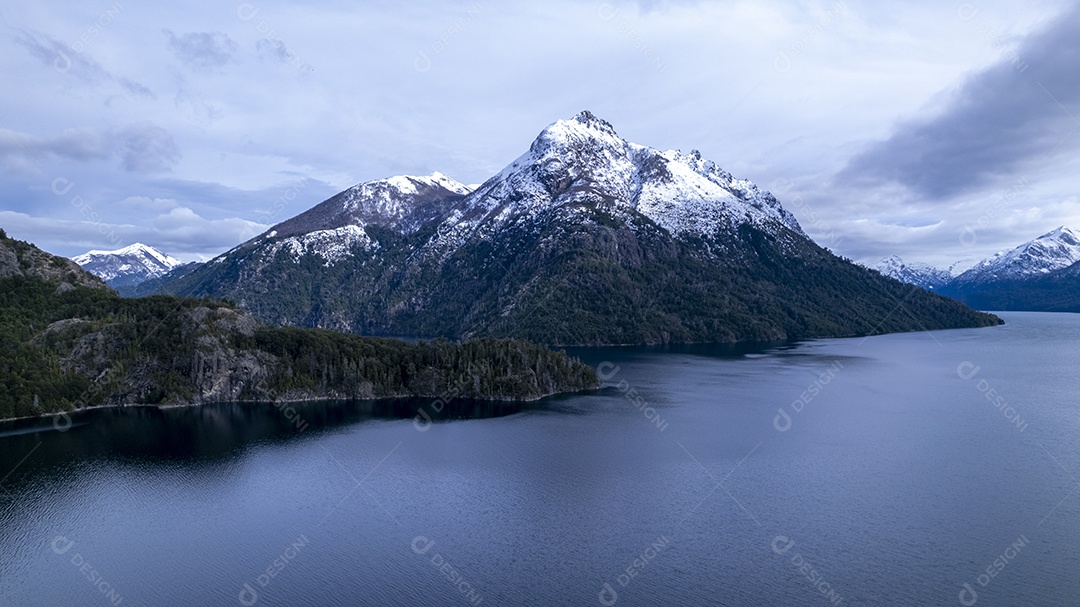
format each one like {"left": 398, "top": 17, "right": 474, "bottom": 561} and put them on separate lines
{"left": 1, "top": 0, "right": 1078, "bottom": 269}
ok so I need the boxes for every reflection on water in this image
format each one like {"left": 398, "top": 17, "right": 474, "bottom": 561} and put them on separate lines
{"left": 0, "top": 397, "right": 531, "bottom": 468}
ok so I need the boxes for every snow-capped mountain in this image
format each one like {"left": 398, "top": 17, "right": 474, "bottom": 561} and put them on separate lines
{"left": 936, "top": 226, "right": 1080, "bottom": 312}
{"left": 73, "top": 243, "right": 183, "bottom": 287}
{"left": 952, "top": 226, "right": 1080, "bottom": 286}
{"left": 152, "top": 111, "right": 997, "bottom": 344}
{"left": 874, "top": 255, "right": 953, "bottom": 290}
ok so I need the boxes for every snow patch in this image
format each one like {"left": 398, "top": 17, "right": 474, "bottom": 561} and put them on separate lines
{"left": 265, "top": 225, "right": 372, "bottom": 265}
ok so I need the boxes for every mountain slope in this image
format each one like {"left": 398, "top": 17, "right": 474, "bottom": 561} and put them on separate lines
{"left": 0, "top": 230, "right": 598, "bottom": 421}
{"left": 873, "top": 256, "right": 952, "bottom": 290}
{"left": 74, "top": 243, "right": 183, "bottom": 287}
{"left": 155, "top": 112, "right": 1001, "bottom": 344}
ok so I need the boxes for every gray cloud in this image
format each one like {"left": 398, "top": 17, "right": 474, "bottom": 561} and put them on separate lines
{"left": 838, "top": 3, "right": 1080, "bottom": 199}
{"left": 0, "top": 123, "right": 180, "bottom": 173}
{"left": 113, "top": 122, "right": 181, "bottom": 173}
{"left": 13, "top": 29, "right": 155, "bottom": 98}
{"left": 164, "top": 30, "right": 238, "bottom": 69}
{"left": 0, "top": 127, "right": 108, "bottom": 164}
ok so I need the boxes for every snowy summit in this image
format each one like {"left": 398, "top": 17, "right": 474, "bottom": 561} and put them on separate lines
{"left": 73, "top": 243, "right": 183, "bottom": 287}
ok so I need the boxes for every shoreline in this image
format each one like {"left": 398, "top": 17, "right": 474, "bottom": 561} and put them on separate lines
{"left": 0, "top": 385, "right": 601, "bottom": 428}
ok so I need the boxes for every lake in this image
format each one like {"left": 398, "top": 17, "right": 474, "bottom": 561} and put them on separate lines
{"left": 1, "top": 311, "right": 1078, "bottom": 606}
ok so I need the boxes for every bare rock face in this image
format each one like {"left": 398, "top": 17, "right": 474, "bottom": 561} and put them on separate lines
{"left": 47, "top": 305, "right": 278, "bottom": 406}
{"left": 0, "top": 244, "right": 19, "bottom": 279}
{"left": 176, "top": 306, "right": 273, "bottom": 404}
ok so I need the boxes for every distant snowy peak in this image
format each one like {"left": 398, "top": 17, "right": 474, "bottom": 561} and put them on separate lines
{"left": 874, "top": 255, "right": 952, "bottom": 290}
{"left": 464, "top": 110, "right": 804, "bottom": 240}
{"left": 956, "top": 226, "right": 1080, "bottom": 284}
{"left": 73, "top": 243, "right": 182, "bottom": 286}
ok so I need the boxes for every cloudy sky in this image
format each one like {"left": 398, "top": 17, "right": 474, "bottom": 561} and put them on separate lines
{"left": 1, "top": 0, "right": 1078, "bottom": 268}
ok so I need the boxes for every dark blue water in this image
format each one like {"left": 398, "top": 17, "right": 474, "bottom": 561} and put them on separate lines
{"left": 1, "top": 312, "right": 1078, "bottom": 606}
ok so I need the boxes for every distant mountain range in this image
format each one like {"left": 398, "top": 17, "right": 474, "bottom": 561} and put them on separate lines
{"left": 873, "top": 256, "right": 953, "bottom": 291}
{"left": 873, "top": 226, "right": 1080, "bottom": 312}
{"left": 145, "top": 111, "right": 999, "bottom": 345}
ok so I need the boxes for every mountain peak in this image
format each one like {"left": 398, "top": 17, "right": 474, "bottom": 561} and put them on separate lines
{"left": 377, "top": 172, "right": 471, "bottom": 197}
{"left": 263, "top": 171, "right": 472, "bottom": 246}
{"left": 1046, "top": 225, "right": 1079, "bottom": 242}
{"left": 473, "top": 112, "right": 806, "bottom": 240}
{"left": 532, "top": 112, "right": 626, "bottom": 153}
{"left": 74, "top": 243, "right": 179, "bottom": 266}
{"left": 570, "top": 110, "right": 618, "bottom": 135}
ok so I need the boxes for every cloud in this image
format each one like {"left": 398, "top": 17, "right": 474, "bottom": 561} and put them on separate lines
{"left": 837, "top": 4, "right": 1080, "bottom": 199}
{"left": 0, "top": 123, "right": 181, "bottom": 173}
{"left": 152, "top": 206, "right": 266, "bottom": 253}
{"left": 13, "top": 29, "right": 155, "bottom": 98}
{"left": 174, "top": 89, "right": 224, "bottom": 125}
{"left": 113, "top": 122, "right": 182, "bottom": 173}
{"left": 117, "top": 196, "right": 179, "bottom": 210}
{"left": 255, "top": 37, "right": 312, "bottom": 72}
{"left": 0, "top": 210, "right": 132, "bottom": 252}
{"left": 0, "top": 127, "right": 109, "bottom": 164}
{"left": 164, "top": 30, "right": 238, "bottom": 69}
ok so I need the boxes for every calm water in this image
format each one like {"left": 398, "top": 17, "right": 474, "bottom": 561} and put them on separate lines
{"left": 1, "top": 312, "right": 1078, "bottom": 606}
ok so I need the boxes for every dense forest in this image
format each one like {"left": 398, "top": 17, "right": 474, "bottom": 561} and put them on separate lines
{"left": 0, "top": 233, "right": 599, "bottom": 421}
